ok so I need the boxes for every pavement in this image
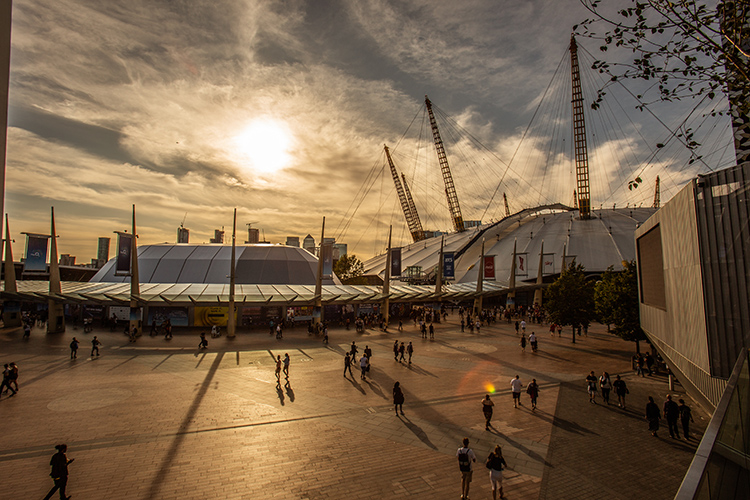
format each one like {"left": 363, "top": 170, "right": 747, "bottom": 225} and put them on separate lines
{"left": 0, "top": 315, "right": 708, "bottom": 500}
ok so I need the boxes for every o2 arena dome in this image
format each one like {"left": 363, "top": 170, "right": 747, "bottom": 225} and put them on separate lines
{"left": 91, "top": 243, "right": 341, "bottom": 285}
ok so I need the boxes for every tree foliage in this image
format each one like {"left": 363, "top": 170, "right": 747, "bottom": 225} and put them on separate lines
{"left": 577, "top": 0, "right": 750, "bottom": 110}
{"left": 594, "top": 260, "right": 648, "bottom": 346}
{"left": 545, "top": 263, "right": 596, "bottom": 329}
{"left": 333, "top": 254, "right": 366, "bottom": 284}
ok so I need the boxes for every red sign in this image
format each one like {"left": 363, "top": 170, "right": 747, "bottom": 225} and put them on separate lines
{"left": 519, "top": 256, "right": 525, "bottom": 271}
{"left": 483, "top": 255, "right": 495, "bottom": 280}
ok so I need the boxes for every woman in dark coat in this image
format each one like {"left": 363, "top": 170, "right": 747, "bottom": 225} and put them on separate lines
{"left": 645, "top": 396, "right": 661, "bottom": 437}
{"left": 43, "top": 444, "right": 74, "bottom": 500}
{"left": 393, "top": 381, "right": 405, "bottom": 415}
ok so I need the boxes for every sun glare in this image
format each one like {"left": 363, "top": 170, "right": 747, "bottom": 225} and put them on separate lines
{"left": 234, "top": 119, "right": 293, "bottom": 175}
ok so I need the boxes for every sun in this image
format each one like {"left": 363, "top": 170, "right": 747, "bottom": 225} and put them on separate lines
{"left": 233, "top": 119, "right": 293, "bottom": 174}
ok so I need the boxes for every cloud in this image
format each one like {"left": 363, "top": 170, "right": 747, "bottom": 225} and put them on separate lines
{"left": 3, "top": 0, "right": 734, "bottom": 263}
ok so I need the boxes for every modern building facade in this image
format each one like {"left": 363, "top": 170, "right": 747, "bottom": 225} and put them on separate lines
{"left": 636, "top": 164, "right": 750, "bottom": 410}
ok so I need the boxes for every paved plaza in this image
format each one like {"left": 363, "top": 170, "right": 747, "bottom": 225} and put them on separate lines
{"left": 0, "top": 315, "right": 708, "bottom": 499}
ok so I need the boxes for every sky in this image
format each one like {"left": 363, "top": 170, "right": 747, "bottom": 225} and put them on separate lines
{"left": 4, "top": 0, "right": 735, "bottom": 263}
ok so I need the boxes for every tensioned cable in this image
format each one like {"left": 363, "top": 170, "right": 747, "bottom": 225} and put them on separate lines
{"left": 481, "top": 49, "right": 570, "bottom": 221}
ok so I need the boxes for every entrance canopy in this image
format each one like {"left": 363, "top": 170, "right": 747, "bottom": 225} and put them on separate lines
{"left": 1, "top": 280, "right": 533, "bottom": 306}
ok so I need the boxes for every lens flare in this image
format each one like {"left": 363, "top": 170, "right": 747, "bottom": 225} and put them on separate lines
{"left": 485, "top": 383, "right": 496, "bottom": 393}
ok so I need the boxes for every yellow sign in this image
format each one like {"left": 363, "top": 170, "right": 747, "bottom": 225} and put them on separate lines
{"left": 195, "top": 307, "right": 229, "bottom": 327}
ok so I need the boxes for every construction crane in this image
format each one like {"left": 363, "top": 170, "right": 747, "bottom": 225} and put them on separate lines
{"left": 653, "top": 176, "right": 660, "bottom": 208}
{"left": 570, "top": 35, "right": 592, "bottom": 220}
{"left": 503, "top": 193, "right": 510, "bottom": 218}
{"left": 384, "top": 145, "right": 425, "bottom": 242}
{"left": 425, "top": 95, "right": 465, "bottom": 232}
{"left": 401, "top": 173, "right": 425, "bottom": 241}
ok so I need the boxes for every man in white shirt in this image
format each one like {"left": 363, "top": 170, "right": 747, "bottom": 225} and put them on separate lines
{"left": 456, "top": 437, "right": 477, "bottom": 500}
{"left": 510, "top": 375, "right": 523, "bottom": 408}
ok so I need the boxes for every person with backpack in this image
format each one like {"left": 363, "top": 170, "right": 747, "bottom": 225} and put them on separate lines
{"left": 486, "top": 444, "right": 508, "bottom": 500}
{"left": 456, "top": 437, "right": 477, "bottom": 500}
{"left": 69, "top": 338, "right": 79, "bottom": 359}
{"left": 406, "top": 342, "right": 414, "bottom": 364}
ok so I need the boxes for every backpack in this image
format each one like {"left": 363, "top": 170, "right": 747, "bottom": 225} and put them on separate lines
{"left": 457, "top": 450, "right": 471, "bottom": 472}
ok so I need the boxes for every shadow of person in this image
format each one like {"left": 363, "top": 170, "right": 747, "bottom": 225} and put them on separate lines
{"left": 346, "top": 376, "right": 366, "bottom": 395}
{"left": 276, "top": 381, "right": 285, "bottom": 406}
{"left": 399, "top": 414, "right": 438, "bottom": 450}
{"left": 364, "top": 378, "right": 388, "bottom": 400}
{"left": 284, "top": 380, "right": 295, "bottom": 402}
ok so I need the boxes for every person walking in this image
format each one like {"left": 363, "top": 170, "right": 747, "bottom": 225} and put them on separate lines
{"left": 393, "top": 340, "right": 400, "bottom": 361}
{"left": 586, "top": 371, "right": 598, "bottom": 403}
{"left": 275, "top": 355, "right": 282, "bottom": 380}
{"left": 364, "top": 345, "right": 373, "bottom": 360}
{"left": 520, "top": 319, "right": 526, "bottom": 333}
{"left": 1, "top": 364, "right": 16, "bottom": 397}
{"left": 91, "top": 336, "right": 102, "bottom": 357}
{"left": 634, "top": 353, "right": 644, "bottom": 376}
{"left": 282, "top": 353, "right": 290, "bottom": 378}
{"left": 456, "top": 437, "right": 477, "bottom": 500}
{"left": 398, "top": 342, "right": 406, "bottom": 362}
{"left": 485, "top": 445, "right": 508, "bottom": 500}
{"left": 407, "top": 342, "right": 414, "bottom": 365}
{"left": 343, "top": 353, "right": 353, "bottom": 377}
{"left": 514, "top": 320, "right": 519, "bottom": 335}
{"left": 461, "top": 317, "right": 465, "bottom": 332}
{"left": 678, "top": 399, "right": 694, "bottom": 440}
{"left": 198, "top": 333, "right": 208, "bottom": 349}
{"left": 510, "top": 375, "right": 523, "bottom": 408}
{"left": 529, "top": 332, "right": 538, "bottom": 352}
{"left": 69, "top": 338, "right": 79, "bottom": 359}
{"left": 323, "top": 327, "right": 328, "bottom": 344}
{"left": 664, "top": 394, "right": 681, "bottom": 439}
{"left": 645, "top": 396, "right": 661, "bottom": 437}
{"left": 43, "top": 444, "right": 74, "bottom": 500}
{"left": 526, "top": 378, "right": 540, "bottom": 410}
{"left": 645, "top": 352, "right": 655, "bottom": 376}
{"left": 520, "top": 333, "right": 527, "bottom": 352}
{"left": 23, "top": 322, "right": 31, "bottom": 339}
{"left": 6, "top": 362, "right": 19, "bottom": 393}
{"left": 599, "top": 372, "right": 612, "bottom": 405}
{"left": 350, "top": 341, "right": 358, "bottom": 361}
{"left": 360, "top": 354, "right": 369, "bottom": 380}
{"left": 393, "top": 381, "right": 405, "bottom": 415}
{"left": 481, "top": 394, "right": 495, "bottom": 430}
{"left": 429, "top": 323, "right": 435, "bottom": 340}
{"left": 613, "top": 374, "right": 628, "bottom": 408}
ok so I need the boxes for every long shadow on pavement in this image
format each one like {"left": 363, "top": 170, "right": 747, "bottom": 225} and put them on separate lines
{"left": 344, "top": 374, "right": 366, "bottom": 395}
{"left": 398, "top": 414, "right": 439, "bottom": 450}
{"left": 144, "top": 352, "right": 224, "bottom": 500}
{"left": 404, "top": 363, "right": 438, "bottom": 377}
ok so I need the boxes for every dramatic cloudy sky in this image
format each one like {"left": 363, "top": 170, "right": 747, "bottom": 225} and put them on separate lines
{"left": 4, "top": 0, "right": 735, "bottom": 262}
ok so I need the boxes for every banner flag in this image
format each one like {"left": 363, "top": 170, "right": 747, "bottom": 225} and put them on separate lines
{"left": 443, "top": 252, "right": 455, "bottom": 279}
{"left": 23, "top": 235, "right": 49, "bottom": 272}
{"left": 543, "top": 253, "right": 555, "bottom": 275}
{"left": 483, "top": 255, "right": 496, "bottom": 280}
{"left": 321, "top": 243, "right": 333, "bottom": 279}
{"left": 390, "top": 248, "right": 402, "bottom": 277}
{"left": 515, "top": 252, "right": 528, "bottom": 277}
{"left": 115, "top": 233, "right": 133, "bottom": 276}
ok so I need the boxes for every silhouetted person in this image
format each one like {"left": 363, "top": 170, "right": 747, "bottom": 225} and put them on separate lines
{"left": 43, "top": 444, "right": 73, "bottom": 500}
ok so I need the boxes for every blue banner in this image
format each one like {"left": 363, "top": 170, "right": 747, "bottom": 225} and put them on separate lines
{"left": 115, "top": 233, "right": 133, "bottom": 276}
{"left": 321, "top": 243, "right": 333, "bottom": 279}
{"left": 390, "top": 248, "right": 402, "bottom": 277}
{"left": 24, "top": 235, "right": 49, "bottom": 272}
{"left": 443, "top": 251, "right": 455, "bottom": 279}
